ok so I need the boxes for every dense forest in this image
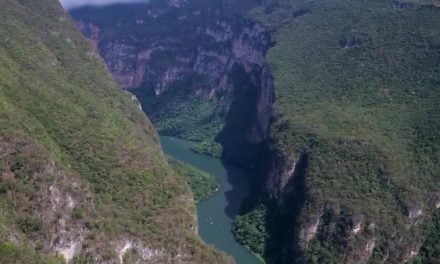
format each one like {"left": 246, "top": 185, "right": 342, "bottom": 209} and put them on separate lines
{"left": 0, "top": 0, "right": 230, "bottom": 263}
{"left": 3, "top": 0, "right": 438, "bottom": 263}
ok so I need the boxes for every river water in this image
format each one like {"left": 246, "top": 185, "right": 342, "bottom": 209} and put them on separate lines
{"left": 160, "top": 136, "right": 261, "bottom": 264}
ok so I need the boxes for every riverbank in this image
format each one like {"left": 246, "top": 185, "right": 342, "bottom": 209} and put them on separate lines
{"left": 160, "top": 136, "right": 262, "bottom": 264}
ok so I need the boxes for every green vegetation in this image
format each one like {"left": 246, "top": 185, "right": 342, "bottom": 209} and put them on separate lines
{"left": 232, "top": 205, "right": 268, "bottom": 259}
{"left": 168, "top": 157, "right": 218, "bottom": 202}
{"left": 133, "top": 81, "right": 225, "bottom": 157}
{"left": 71, "top": 0, "right": 248, "bottom": 159}
{"left": 0, "top": 241, "right": 63, "bottom": 264}
{"left": 71, "top": 0, "right": 440, "bottom": 262}
{"left": 16, "top": 216, "right": 43, "bottom": 235}
{"left": 413, "top": 209, "right": 440, "bottom": 263}
{"left": 0, "top": 0, "right": 230, "bottom": 262}
{"left": 237, "top": 0, "right": 440, "bottom": 262}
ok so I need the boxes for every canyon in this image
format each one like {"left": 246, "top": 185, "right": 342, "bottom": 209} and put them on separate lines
{"left": 71, "top": 0, "right": 440, "bottom": 263}
{"left": 72, "top": 1, "right": 275, "bottom": 168}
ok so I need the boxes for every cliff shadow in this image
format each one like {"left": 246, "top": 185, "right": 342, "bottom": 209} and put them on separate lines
{"left": 222, "top": 162, "right": 256, "bottom": 219}
{"left": 217, "top": 62, "right": 270, "bottom": 217}
{"left": 264, "top": 152, "right": 309, "bottom": 263}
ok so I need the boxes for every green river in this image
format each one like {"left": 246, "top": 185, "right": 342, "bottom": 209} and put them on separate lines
{"left": 160, "top": 136, "right": 262, "bottom": 264}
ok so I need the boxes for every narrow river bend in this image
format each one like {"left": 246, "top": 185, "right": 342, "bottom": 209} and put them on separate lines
{"left": 160, "top": 136, "right": 261, "bottom": 264}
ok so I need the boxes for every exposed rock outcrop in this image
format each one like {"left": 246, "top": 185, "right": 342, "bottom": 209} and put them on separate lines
{"left": 73, "top": 1, "right": 275, "bottom": 168}
{"left": 71, "top": 1, "right": 438, "bottom": 264}
{"left": 76, "top": 3, "right": 272, "bottom": 98}
{"left": 0, "top": 138, "right": 91, "bottom": 262}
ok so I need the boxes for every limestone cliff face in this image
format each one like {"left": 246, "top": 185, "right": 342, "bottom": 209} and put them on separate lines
{"left": 248, "top": 66, "right": 274, "bottom": 144}
{"left": 72, "top": 1, "right": 440, "bottom": 263}
{"left": 261, "top": 144, "right": 429, "bottom": 264}
{"left": 73, "top": 1, "right": 275, "bottom": 166}
{"left": 262, "top": 153, "right": 421, "bottom": 263}
{"left": 76, "top": 3, "right": 271, "bottom": 97}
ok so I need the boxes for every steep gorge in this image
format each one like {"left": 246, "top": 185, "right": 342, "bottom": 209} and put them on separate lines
{"left": 71, "top": 0, "right": 440, "bottom": 263}
{"left": 248, "top": 0, "right": 440, "bottom": 263}
{"left": 71, "top": 0, "right": 275, "bottom": 168}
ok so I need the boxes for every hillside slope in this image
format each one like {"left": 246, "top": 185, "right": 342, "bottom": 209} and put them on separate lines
{"left": 0, "top": 0, "right": 230, "bottom": 263}
{"left": 68, "top": 0, "right": 440, "bottom": 263}
{"left": 239, "top": 0, "right": 440, "bottom": 263}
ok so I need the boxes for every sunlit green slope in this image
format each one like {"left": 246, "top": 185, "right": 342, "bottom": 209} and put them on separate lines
{"left": 0, "top": 0, "right": 230, "bottom": 263}
{"left": 235, "top": 0, "right": 440, "bottom": 263}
